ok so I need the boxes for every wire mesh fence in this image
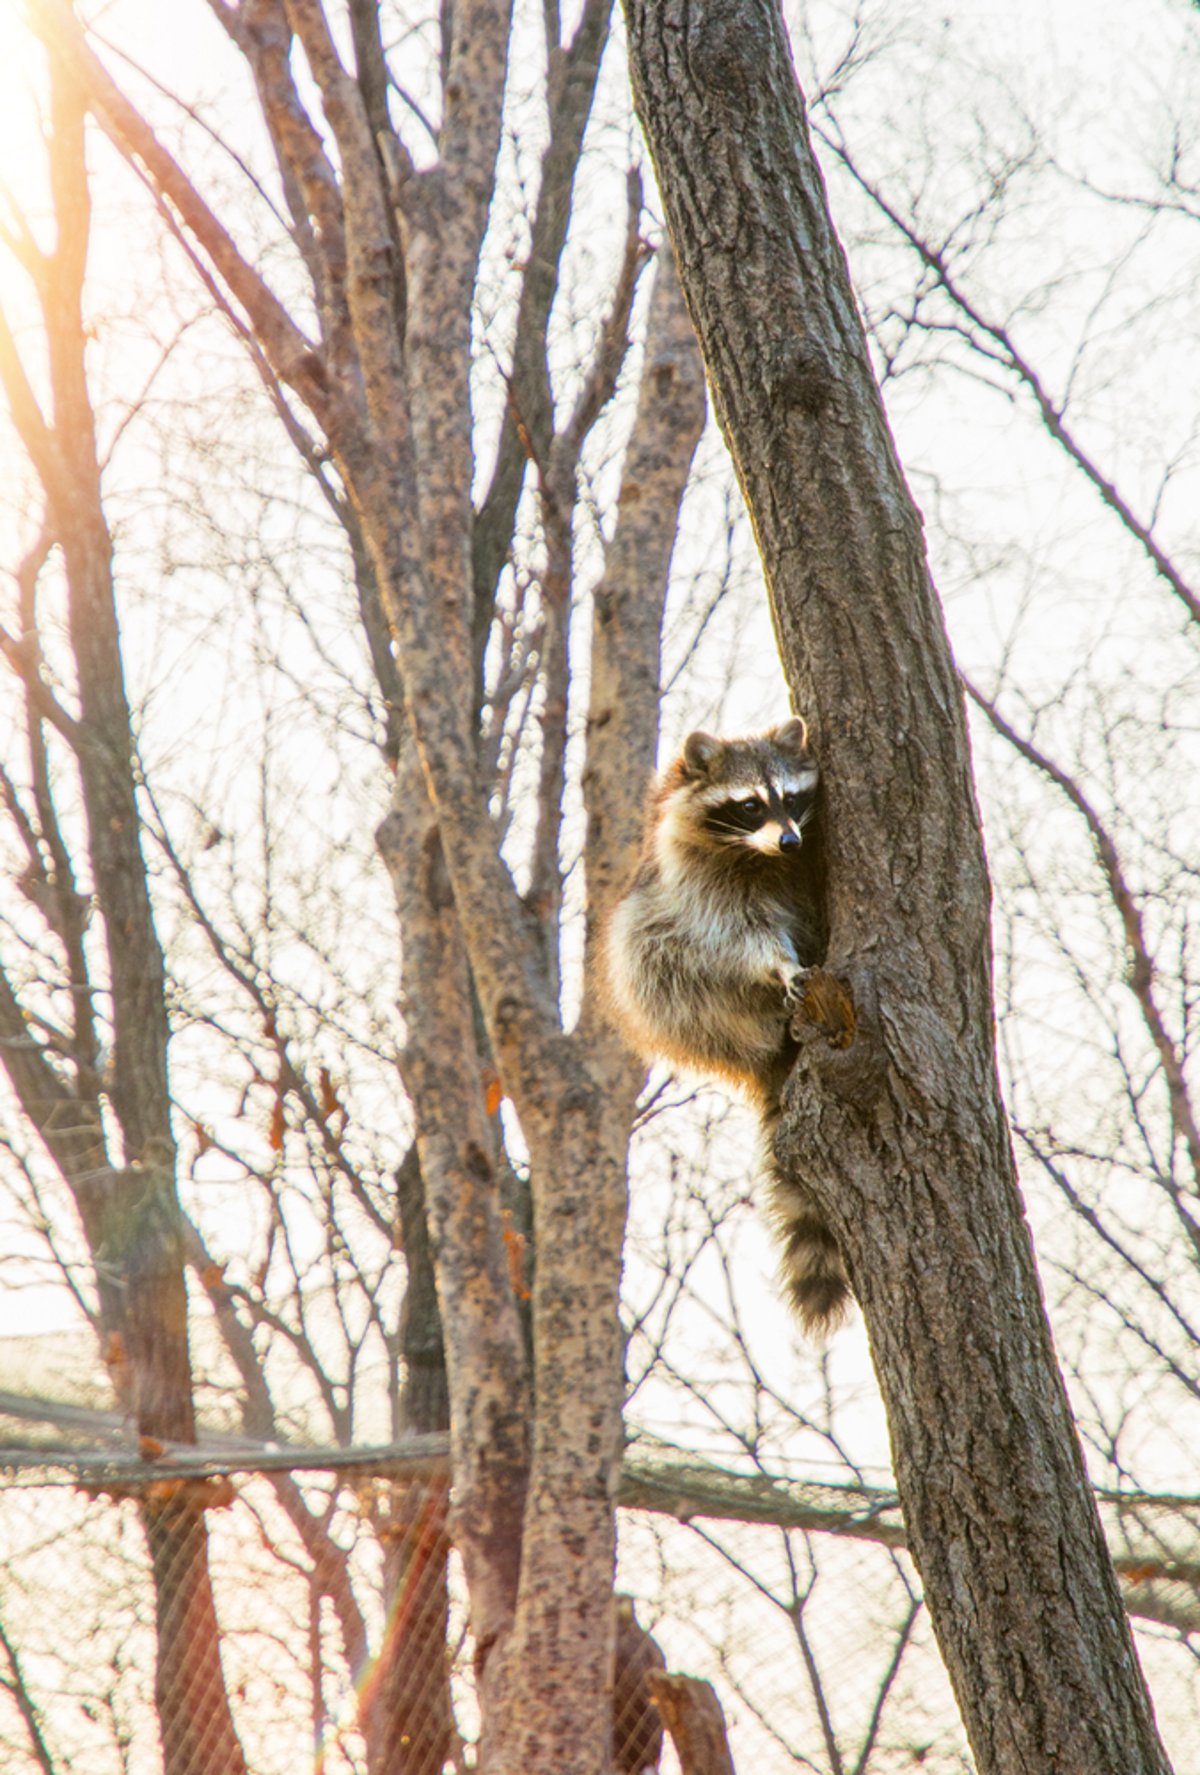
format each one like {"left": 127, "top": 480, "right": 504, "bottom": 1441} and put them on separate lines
{"left": 1, "top": 1431, "right": 1198, "bottom": 1775}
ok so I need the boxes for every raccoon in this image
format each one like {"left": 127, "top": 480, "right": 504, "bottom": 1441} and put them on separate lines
{"left": 604, "top": 718, "right": 850, "bottom": 1333}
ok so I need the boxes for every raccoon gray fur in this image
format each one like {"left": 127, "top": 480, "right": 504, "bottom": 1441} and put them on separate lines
{"left": 604, "top": 718, "right": 851, "bottom": 1334}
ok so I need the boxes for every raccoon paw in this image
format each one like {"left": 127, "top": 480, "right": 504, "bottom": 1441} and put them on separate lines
{"left": 782, "top": 966, "right": 813, "bottom": 1010}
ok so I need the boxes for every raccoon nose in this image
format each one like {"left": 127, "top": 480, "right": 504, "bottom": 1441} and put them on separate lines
{"left": 779, "top": 828, "right": 801, "bottom": 852}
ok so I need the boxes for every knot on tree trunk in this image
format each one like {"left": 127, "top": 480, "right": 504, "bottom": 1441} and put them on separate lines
{"left": 683, "top": 0, "right": 774, "bottom": 108}
{"left": 768, "top": 336, "right": 837, "bottom": 417}
{"left": 786, "top": 962, "right": 888, "bottom": 1108}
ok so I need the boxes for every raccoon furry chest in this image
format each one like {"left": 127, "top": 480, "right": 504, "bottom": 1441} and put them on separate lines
{"left": 604, "top": 720, "right": 823, "bottom": 1105}
{"left": 604, "top": 719, "right": 852, "bottom": 1336}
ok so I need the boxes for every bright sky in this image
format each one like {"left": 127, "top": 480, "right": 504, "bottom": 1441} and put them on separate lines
{"left": 0, "top": 0, "right": 1196, "bottom": 1465}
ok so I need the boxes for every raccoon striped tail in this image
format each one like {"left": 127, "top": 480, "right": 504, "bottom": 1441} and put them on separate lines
{"left": 761, "top": 1101, "right": 852, "bottom": 1335}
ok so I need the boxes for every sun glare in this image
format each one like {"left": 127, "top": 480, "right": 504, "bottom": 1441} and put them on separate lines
{"left": 0, "top": 2, "right": 53, "bottom": 281}
{"left": 0, "top": 3, "right": 44, "bottom": 149}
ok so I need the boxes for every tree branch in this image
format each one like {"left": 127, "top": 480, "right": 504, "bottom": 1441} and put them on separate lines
{"left": 29, "top": 0, "right": 337, "bottom": 429}
{"left": 968, "top": 678, "right": 1200, "bottom": 1196}
{"left": 819, "top": 125, "right": 1200, "bottom": 630}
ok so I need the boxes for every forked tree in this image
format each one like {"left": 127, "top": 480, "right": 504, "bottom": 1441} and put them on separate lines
{"left": 23, "top": 1, "right": 705, "bottom": 1769}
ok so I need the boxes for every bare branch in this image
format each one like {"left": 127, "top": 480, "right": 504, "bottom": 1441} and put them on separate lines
{"left": 819, "top": 124, "right": 1200, "bottom": 629}
{"left": 473, "top": 0, "right": 613, "bottom": 636}
{"left": 968, "top": 678, "right": 1200, "bottom": 1197}
{"left": 29, "top": 0, "right": 337, "bottom": 427}
{"left": 0, "top": 1614, "right": 56, "bottom": 1775}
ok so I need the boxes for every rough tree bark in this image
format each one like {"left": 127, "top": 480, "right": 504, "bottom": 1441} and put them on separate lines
{"left": 623, "top": 4, "right": 1174, "bottom": 1773}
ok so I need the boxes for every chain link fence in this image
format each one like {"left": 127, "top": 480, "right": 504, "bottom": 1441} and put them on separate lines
{"left": 1, "top": 1420, "right": 1198, "bottom": 1775}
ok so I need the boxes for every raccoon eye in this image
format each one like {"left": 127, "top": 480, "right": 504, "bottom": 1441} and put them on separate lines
{"left": 783, "top": 791, "right": 813, "bottom": 818}
{"left": 707, "top": 796, "right": 768, "bottom": 836}
{"left": 733, "top": 799, "right": 769, "bottom": 829}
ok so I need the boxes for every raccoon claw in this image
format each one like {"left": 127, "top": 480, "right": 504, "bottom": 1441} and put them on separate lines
{"left": 782, "top": 967, "right": 812, "bottom": 1010}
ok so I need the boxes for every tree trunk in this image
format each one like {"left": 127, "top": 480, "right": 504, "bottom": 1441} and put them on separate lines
{"left": 646, "top": 1674, "right": 737, "bottom": 1775}
{"left": 623, "top": 4, "right": 1174, "bottom": 1772}
{"left": 35, "top": 3, "right": 700, "bottom": 1765}
{"left": 144, "top": 1498, "right": 249, "bottom": 1775}
{"left": 362, "top": 1149, "right": 455, "bottom": 1775}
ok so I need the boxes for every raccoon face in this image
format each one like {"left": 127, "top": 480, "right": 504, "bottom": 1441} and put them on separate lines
{"left": 662, "top": 719, "right": 819, "bottom": 860}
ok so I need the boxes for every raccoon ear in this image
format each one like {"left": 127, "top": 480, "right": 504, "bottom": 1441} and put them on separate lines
{"left": 682, "top": 730, "right": 722, "bottom": 776}
{"left": 773, "top": 716, "right": 809, "bottom": 751}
